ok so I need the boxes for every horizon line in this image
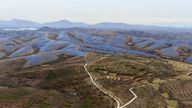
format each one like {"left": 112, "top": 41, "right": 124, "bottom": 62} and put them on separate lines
{"left": 1, "top": 18, "right": 192, "bottom": 28}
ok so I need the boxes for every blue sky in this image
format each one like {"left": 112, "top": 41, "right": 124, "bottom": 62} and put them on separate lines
{"left": 0, "top": 0, "right": 192, "bottom": 24}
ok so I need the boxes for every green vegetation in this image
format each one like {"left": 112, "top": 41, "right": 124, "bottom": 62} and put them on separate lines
{"left": 152, "top": 79, "right": 166, "bottom": 84}
{"left": 0, "top": 54, "right": 188, "bottom": 108}
{"left": 88, "top": 55, "right": 184, "bottom": 108}
{"left": 150, "top": 83, "right": 160, "bottom": 90}
{"left": 89, "top": 55, "right": 176, "bottom": 82}
{"left": 0, "top": 92, "right": 19, "bottom": 101}
{"left": 161, "top": 92, "right": 169, "bottom": 99}
{"left": 0, "top": 55, "right": 113, "bottom": 108}
{"left": 0, "top": 87, "right": 55, "bottom": 108}
{"left": 165, "top": 99, "right": 178, "bottom": 108}
{"left": 39, "top": 67, "right": 81, "bottom": 90}
{"left": 80, "top": 98, "right": 92, "bottom": 108}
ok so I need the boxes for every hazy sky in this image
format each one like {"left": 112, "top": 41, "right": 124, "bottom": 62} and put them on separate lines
{"left": 0, "top": 0, "right": 192, "bottom": 24}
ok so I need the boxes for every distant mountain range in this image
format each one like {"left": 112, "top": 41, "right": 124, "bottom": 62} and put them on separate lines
{"left": 154, "top": 22, "right": 192, "bottom": 28}
{"left": 0, "top": 19, "right": 41, "bottom": 28}
{"left": 0, "top": 19, "right": 90, "bottom": 29}
{"left": 0, "top": 19, "right": 192, "bottom": 30}
{"left": 44, "top": 20, "right": 89, "bottom": 28}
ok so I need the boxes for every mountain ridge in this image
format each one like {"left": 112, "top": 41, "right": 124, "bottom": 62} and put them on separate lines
{"left": 0, "top": 19, "right": 192, "bottom": 31}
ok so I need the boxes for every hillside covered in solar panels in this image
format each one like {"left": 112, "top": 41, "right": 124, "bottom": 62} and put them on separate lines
{"left": 0, "top": 27, "right": 192, "bottom": 108}
{"left": 0, "top": 28, "right": 192, "bottom": 68}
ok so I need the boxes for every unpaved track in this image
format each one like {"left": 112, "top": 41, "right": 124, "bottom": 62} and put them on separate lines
{"left": 187, "top": 69, "right": 192, "bottom": 76}
{"left": 84, "top": 56, "right": 138, "bottom": 108}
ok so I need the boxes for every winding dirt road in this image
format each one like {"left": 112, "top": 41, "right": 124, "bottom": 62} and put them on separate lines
{"left": 187, "top": 69, "right": 192, "bottom": 76}
{"left": 84, "top": 57, "right": 138, "bottom": 108}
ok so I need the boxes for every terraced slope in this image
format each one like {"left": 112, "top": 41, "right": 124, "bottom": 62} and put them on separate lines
{"left": 87, "top": 54, "right": 192, "bottom": 108}
{"left": 0, "top": 50, "right": 191, "bottom": 108}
